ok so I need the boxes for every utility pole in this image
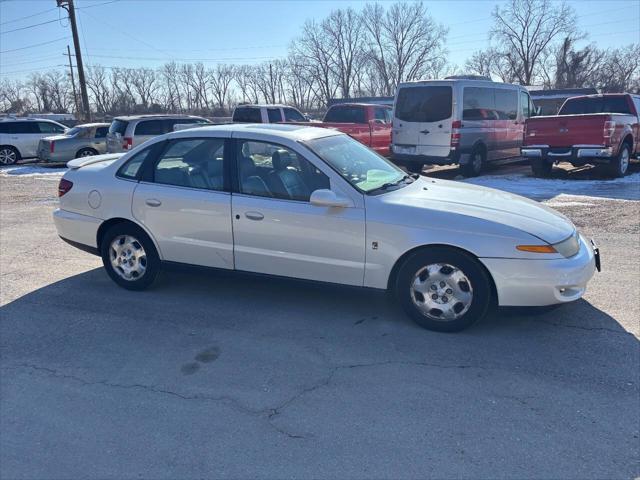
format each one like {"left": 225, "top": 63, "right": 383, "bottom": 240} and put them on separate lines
{"left": 57, "top": 0, "right": 91, "bottom": 121}
{"left": 66, "top": 45, "right": 79, "bottom": 117}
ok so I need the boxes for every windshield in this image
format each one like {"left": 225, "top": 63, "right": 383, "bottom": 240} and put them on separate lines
{"left": 304, "top": 135, "right": 406, "bottom": 193}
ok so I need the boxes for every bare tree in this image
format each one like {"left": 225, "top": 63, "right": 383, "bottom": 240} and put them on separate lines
{"left": 131, "top": 68, "right": 160, "bottom": 109}
{"left": 552, "top": 37, "right": 604, "bottom": 89}
{"left": 208, "top": 63, "right": 235, "bottom": 109}
{"left": 234, "top": 65, "right": 260, "bottom": 103}
{"left": 160, "top": 62, "right": 184, "bottom": 112}
{"left": 362, "top": 2, "right": 448, "bottom": 95}
{"left": 0, "top": 79, "right": 31, "bottom": 113}
{"left": 491, "top": 0, "right": 576, "bottom": 85}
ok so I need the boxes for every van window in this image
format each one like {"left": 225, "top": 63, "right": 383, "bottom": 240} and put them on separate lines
{"left": 135, "top": 120, "right": 164, "bottom": 135}
{"left": 520, "top": 91, "right": 531, "bottom": 118}
{"left": 267, "top": 108, "right": 281, "bottom": 123}
{"left": 463, "top": 87, "right": 497, "bottom": 121}
{"left": 494, "top": 89, "right": 518, "bottom": 120}
{"left": 109, "top": 119, "right": 128, "bottom": 136}
{"left": 37, "top": 121, "right": 65, "bottom": 134}
{"left": 324, "top": 106, "right": 366, "bottom": 123}
{"left": 560, "top": 96, "right": 632, "bottom": 115}
{"left": 395, "top": 86, "right": 452, "bottom": 123}
{"left": 233, "top": 107, "right": 262, "bottom": 123}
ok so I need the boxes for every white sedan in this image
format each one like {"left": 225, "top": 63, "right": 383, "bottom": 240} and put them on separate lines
{"left": 53, "top": 124, "right": 599, "bottom": 332}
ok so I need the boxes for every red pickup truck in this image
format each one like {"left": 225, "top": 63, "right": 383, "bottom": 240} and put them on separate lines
{"left": 310, "top": 103, "right": 393, "bottom": 156}
{"left": 521, "top": 93, "right": 640, "bottom": 177}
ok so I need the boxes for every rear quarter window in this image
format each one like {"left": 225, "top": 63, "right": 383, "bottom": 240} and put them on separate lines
{"left": 109, "top": 119, "right": 129, "bottom": 135}
{"left": 134, "top": 120, "right": 164, "bottom": 135}
{"left": 395, "top": 86, "right": 452, "bottom": 123}
{"left": 0, "top": 122, "right": 38, "bottom": 134}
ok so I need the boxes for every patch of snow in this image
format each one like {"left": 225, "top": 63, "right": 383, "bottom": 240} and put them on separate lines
{"left": 463, "top": 172, "right": 640, "bottom": 202}
{"left": 0, "top": 165, "right": 67, "bottom": 177}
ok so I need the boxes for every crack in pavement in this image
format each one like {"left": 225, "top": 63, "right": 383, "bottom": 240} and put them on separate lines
{"left": 535, "top": 318, "right": 638, "bottom": 337}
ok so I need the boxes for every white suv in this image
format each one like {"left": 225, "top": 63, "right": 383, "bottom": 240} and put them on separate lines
{"left": 0, "top": 118, "right": 68, "bottom": 165}
{"left": 106, "top": 115, "right": 210, "bottom": 153}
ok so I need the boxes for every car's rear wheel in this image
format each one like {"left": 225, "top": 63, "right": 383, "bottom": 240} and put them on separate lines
{"left": 531, "top": 158, "right": 553, "bottom": 177}
{"left": 395, "top": 247, "right": 492, "bottom": 332}
{"left": 607, "top": 143, "right": 631, "bottom": 178}
{"left": 0, "top": 146, "right": 20, "bottom": 165}
{"left": 76, "top": 147, "right": 98, "bottom": 158}
{"left": 100, "top": 223, "right": 160, "bottom": 290}
{"left": 460, "top": 146, "right": 485, "bottom": 177}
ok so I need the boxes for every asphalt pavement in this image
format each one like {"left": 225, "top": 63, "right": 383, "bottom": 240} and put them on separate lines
{"left": 1, "top": 161, "right": 638, "bottom": 479}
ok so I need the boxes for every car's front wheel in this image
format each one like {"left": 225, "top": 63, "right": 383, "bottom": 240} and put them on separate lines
{"left": 395, "top": 247, "right": 492, "bottom": 332}
{"left": 100, "top": 223, "right": 160, "bottom": 290}
{"left": 0, "top": 146, "right": 20, "bottom": 165}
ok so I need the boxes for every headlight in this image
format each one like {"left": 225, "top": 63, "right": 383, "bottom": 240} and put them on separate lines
{"left": 516, "top": 231, "right": 580, "bottom": 258}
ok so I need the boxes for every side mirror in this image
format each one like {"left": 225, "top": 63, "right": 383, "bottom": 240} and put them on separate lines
{"left": 310, "top": 189, "right": 352, "bottom": 208}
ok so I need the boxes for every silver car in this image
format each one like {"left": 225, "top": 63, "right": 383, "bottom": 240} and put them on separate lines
{"left": 37, "top": 123, "right": 110, "bottom": 162}
{"left": 106, "top": 115, "right": 210, "bottom": 153}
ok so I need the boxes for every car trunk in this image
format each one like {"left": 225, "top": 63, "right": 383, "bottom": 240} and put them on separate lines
{"left": 526, "top": 114, "right": 608, "bottom": 148}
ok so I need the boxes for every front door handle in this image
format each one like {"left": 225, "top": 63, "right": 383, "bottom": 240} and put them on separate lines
{"left": 145, "top": 199, "right": 162, "bottom": 207}
{"left": 245, "top": 211, "right": 264, "bottom": 221}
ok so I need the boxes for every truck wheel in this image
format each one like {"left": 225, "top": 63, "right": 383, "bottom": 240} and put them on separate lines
{"left": 531, "top": 158, "right": 553, "bottom": 177}
{"left": 0, "top": 146, "right": 20, "bottom": 165}
{"left": 460, "top": 147, "right": 484, "bottom": 177}
{"left": 607, "top": 144, "right": 631, "bottom": 178}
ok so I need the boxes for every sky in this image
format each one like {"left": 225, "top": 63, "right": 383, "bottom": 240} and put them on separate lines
{"left": 1, "top": 0, "right": 639, "bottom": 81}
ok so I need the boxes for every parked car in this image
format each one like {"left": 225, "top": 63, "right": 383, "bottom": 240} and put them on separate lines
{"left": 232, "top": 104, "right": 308, "bottom": 123}
{"left": 521, "top": 93, "right": 640, "bottom": 178}
{"left": 53, "top": 124, "right": 598, "bottom": 332}
{"left": 391, "top": 78, "right": 533, "bottom": 175}
{"left": 0, "top": 117, "right": 68, "bottom": 165}
{"left": 37, "top": 123, "right": 110, "bottom": 162}
{"left": 305, "top": 103, "right": 392, "bottom": 157}
{"left": 106, "top": 115, "right": 210, "bottom": 153}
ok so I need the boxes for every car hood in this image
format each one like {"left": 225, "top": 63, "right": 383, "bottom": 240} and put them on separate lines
{"left": 381, "top": 177, "right": 574, "bottom": 244}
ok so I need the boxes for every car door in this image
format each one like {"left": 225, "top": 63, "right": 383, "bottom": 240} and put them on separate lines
{"left": 231, "top": 138, "right": 366, "bottom": 286}
{"left": 94, "top": 126, "right": 109, "bottom": 153}
{"left": 131, "top": 135, "right": 234, "bottom": 269}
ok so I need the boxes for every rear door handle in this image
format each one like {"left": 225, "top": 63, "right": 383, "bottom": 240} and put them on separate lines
{"left": 145, "top": 199, "right": 162, "bottom": 207}
{"left": 245, "top": 211, "right": 264, "bottom": 221}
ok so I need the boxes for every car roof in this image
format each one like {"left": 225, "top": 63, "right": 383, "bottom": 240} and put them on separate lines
{"left": 168, "top": 123, "right": 341, "bottom": 141}
{"left": 113, "top": 114, "right": 204, "bottom": 121}
{"left": 0, "top": 117, "right": 62, "bottom": 123}
{"left": 235, "top": 104, "right": 296, "bottom": 109}
{"left": 329, "top": 103, "right": 389, "bottom": 108}
{"left": 75, "top": 122, "right": 110, "bottom": 128}
{"left": 565, "top": 93, "right": 629, "bottom": 100}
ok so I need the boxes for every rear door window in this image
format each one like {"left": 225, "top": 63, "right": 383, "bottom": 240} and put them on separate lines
{"left": 37, "top": 121, "right": 65, "bottom": 134}
{"left": 267, "top": 108, "right": 282, "bottom": 123}
{"left": 463, "top": 87, "right": 497, "bottom": 121}
{"left": 560, "top": 96, "right": 633, "bottom": 115}
{"left": 233, "top": 107, "right": 262, "bottom": 123}
{"left": 135, "top": 120, "right": 164, "bottom": 136}
{"left": 0, "top": 122, "right": 38, "bottom": 134}
{"left": 494, "top": 89, "right": 518, "bottom": 120}
{"left": 109, "top": 119, "right": 129, "bottom": 136}
{"left": 395, "top": 86, "right": 452, "bottom": 123}
{"left": 95, "top": 126, "right": 109, "bottom": 138}
{"left": 324, "top": 106, "right": 366, "bottom": 123}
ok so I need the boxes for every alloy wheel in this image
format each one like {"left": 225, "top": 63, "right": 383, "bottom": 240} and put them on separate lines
{"left": 0, "top": 148, "right": 17, "bottom": 165}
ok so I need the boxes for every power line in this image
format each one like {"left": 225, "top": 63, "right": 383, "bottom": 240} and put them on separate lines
{"left": 0, "top": 36, "right": 70, "bottom": 54}
{"left": 0, "top": 6, "right": 57, "bottom": 25}
{"left": 0, "top": 54, "right": 63, "bottom": 67}
{"left": 76, "top": 0, "right": 120, "bottom": 9}
{"left": 0, "top": 65, "right": 65, "bottom": 76}
{"left": 0, "top": 18, "right": 62, "bottom": 35}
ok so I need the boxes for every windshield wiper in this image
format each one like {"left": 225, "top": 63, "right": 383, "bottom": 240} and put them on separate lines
{"left": 367, "top": 174, "right": 413, "bottom": 194}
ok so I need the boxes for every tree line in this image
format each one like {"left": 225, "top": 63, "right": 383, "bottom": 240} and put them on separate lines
{"left": 1, "top": 0, "right": 638, "bottom": 117}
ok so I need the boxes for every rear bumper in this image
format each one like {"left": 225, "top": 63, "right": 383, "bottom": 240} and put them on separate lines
{"left": 521, "top": 145, "right": 614, "bottom": 164}
{"left": 53, "top": 208, "right": 102, "bottom": 251}
{"left": 391, "top": 149, "right": 459, "bottom": 165}
{"left": 480, "top": 235, "right": 597, "bottom": 307}
{"left": 38, "top": 150, "right": 74, "bottom": 162}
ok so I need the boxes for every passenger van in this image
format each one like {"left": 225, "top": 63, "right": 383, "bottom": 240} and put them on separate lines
{"left": 391, "top": 77, "right": 533, "bottom": 176}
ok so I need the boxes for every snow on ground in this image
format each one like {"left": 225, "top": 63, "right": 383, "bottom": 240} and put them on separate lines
{"left": 0, "top": 165, "right": 66, "bottom": 177}
{"left": 464, "top": 172, "right": 640, "bottom": 202}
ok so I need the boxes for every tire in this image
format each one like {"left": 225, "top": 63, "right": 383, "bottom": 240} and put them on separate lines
{"left": 531, "top": 158, "right": 553, "bottom": 177}
{"left": 76, "top": 147, "right": 99, "bottom": 158}
{"left": 0, "top": 146, "right": 20, "bottom": 165}
{"left": 100, "top": 222, "right": 160, "bottom": 290}
{"left": 395, "top": 247, "right": 492, "bottom": 332}
{"left": 607, "top": 143, "right": 631, "bottom": 178}
{"left": 459, "top": 146, "right": 485, "bottom": 177}
{"left": 405, "top": 162, "right": 424, "bottom": 174}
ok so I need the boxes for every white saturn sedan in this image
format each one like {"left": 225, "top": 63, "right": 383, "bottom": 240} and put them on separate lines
{"left": 53, "top": 124, "right": 599, "bottom": 332}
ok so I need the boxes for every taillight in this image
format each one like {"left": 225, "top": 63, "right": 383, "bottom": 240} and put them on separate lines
{"left": 451, "top": 120, "right": 462, "bottom": 148}
{"left": 50, "top": 141, "right": 55, "bottom": 153}
{"left": 123, "top": 137, "right": 133, "bottom": 150}
{"left": 58, "top": 178, "right": 73, "bottom": 197}
{"left": 603, "top": 121, "right": 616, "bottom": 144}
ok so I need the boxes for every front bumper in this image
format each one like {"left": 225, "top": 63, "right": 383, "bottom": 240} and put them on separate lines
{"left": 480, "top": 235, "right": 597, "bottom": 307}
{"left": 521, "top": 145, "right": 614, "bottom": 164}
